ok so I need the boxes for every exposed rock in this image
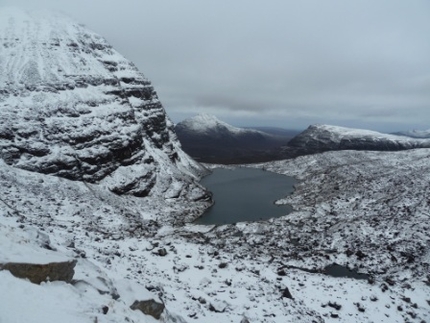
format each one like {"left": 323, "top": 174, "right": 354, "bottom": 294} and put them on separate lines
{"left": 282, "top": 287, "right": 294, "bottom": 299}
{"left": 218, "top": 262, "right": 228, "bottom": 269}
{"left": 130, "top": 299, "right": 165, "bottom": 319}
{"left": 0, "top": 259, "right": 77, "bottom": 284}
{"left": 327, "top": 301, "right": 342, "bottom": 311}
{"left": 209, "top": 301, "right": 227, "bottom": 313}
{"left": 157, "top": 248, "right": 167, "bottom": 256}
{"left": 0, "top": 8, "right": 209, "bottom": 206}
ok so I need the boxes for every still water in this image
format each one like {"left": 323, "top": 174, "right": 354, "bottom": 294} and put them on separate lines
{"left": 194, "top": 167, "right": 295, "bottom": 225}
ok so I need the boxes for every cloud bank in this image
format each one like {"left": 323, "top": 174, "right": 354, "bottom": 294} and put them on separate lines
{"left": 2, "top": 0, "right": 430, "bottom": 131}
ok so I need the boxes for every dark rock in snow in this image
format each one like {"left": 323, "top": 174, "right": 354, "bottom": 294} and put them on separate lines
{"left": 328, "top": 301, "right": 342, "bottom": 311}
{"left": 130, "top": 299, "right": 165, "bottom": 319}
{"left": 282, "top": 287, "right": 294, "bottom": 299}
{"left": 157, "top": 248, "right": 167, "bottom": 256}
{"left": 0, "top": 259, "right": 77, "bottom": 284}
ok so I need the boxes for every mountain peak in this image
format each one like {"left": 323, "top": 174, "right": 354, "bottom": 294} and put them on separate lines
{"left": 178, "top": 114, "right": 246, "bottom": 134}
{"left": 0, "top": 7, "right": 208, "bottom": 201}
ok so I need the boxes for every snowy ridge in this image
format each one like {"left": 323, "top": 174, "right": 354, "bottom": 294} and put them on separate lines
{"left": 394, "top": 128, "right": 430, "bottom": 139}
{"left": 174, "top": 114, "right": 293, "bottom": 163}
{"left": 176, "top": 113, "right": 253, "bottom": 135}
{"left": 288, "top": 123, "right": 430, "bottom": 153}
{"left": 0, "top": 7, "right": 208, "bottom": 200}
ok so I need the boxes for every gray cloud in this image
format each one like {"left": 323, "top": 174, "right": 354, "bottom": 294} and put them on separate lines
{"left": 2, "top": 0, "right": 430, "bottom": 132}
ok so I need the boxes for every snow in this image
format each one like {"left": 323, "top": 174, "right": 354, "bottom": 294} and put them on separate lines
{"left": 0, "top": 149, "right": 430, "bottom": 323}
{"left": 178, "top": 113, "right": 255, "bottom": 135}
{"left": 0, "top": 7, "right": 209, "bottom": 204}
{"left": 302, "top": 124, "right": 430, "bottom": 146}
{"left": 395, "top": 128, "right": 430, "bottom": 138}
{"left": 2, "top": 147, "right": 430, "bottom": 322}
{"left": 1, "top": 7, "right": 429, "bottom": 323}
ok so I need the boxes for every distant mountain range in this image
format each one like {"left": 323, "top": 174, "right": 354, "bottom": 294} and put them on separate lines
{"left": 175, "top": 116, "right": 430, "bottom": 163}
{"left": 285, "top": 124, "right": 430, "bottom": 156}
{"left": 392, "top": 129, "right": 430, "bottom": 139}
{"left": 174, "top": 114, "right": 298, "bottom": 163}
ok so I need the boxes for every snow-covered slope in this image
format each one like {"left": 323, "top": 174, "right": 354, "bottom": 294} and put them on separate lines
{"left": 2, "top": 147, "right": 430, "bottom": 322}
{"left": 288, "top": 124, "right": 430, "bottom": 154}
{"left": 0, "top": 7, "right": 207, "bottom": 198}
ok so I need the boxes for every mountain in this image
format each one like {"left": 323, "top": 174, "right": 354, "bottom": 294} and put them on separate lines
{"left": 175, "top": 114, "right": 293, "bottom": 163}
{"left": 2, "top": 8, "right": 429, "bottom": 323}
{"left": 0, "top": 7, "right": 214, "bottom": 322}
{"left": 0, "top": 7, "right": 208, "bottom": 200}
{"left": 393, "top": 129, "right": 430, "bottom": 139}
{"left": 286, "top": 124, "right": 430, "bottom": 155}
{"left": 245, "top": 126, "right": 302, "bottom": 138}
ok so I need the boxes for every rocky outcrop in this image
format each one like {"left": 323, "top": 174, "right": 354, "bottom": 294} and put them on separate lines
{"left": 130, "top": 299, "right": 165, "bottom": 319}
{"left": 0, "top": 8, "right": 207, "bottom": 199}
{"left": 0, "top": 260, "right": 77, "bottom": 284}
{"left": 286, "top": 124, "right": 430, "bottom": 155}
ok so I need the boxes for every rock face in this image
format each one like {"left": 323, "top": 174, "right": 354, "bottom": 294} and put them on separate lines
{"left": 0, "top": 8, "right": 207, "bottom": 198}
{"left": 0, "top": 260, "right": 77, "bottom": 284}
{"left": 287, "top": 124, "right": 430, "bottom": 155}
{"left": 130, "top": 299, "right": 165, "bottom": 319}
{"left": 175, "top": 114, "right": 292, "bottom": 163}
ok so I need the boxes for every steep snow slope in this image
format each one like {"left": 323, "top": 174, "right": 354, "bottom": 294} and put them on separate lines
{"left": 0, "top": 7, "right": 207, "bottom": 198}
{"left": 288, "top": 124, "right": 430, "bottom": 154}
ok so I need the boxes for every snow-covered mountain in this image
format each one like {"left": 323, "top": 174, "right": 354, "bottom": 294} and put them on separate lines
{"left": 287, "top": 124, "right": 430, "bottom": 155}
{"left": 176, "top": 113, "right": 267, "bottom": 138}
{"left": 1, "top": 8, "right": 429, "bottom": 323}
{"left": 393, "top": 129, "right": 430, "bottom": 139}
{"left": 0, "top": 7, "right": 213, "bottom": 323}
{"left": 175, "top": 114, "right": 292, "bottom": 163}
{"left": 0, "top": 7, "right": 208, "bottom": 199}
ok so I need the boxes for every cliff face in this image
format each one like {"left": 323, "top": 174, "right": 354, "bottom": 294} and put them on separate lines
{"left": 0, "top": 8, "right": 207, "bottom": 198}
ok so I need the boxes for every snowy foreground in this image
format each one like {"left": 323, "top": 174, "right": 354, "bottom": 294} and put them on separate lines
{"left": 1, "top": 149, "right": 429, "bottom": 322}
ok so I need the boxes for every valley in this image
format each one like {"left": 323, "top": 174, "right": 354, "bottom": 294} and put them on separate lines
{"left": 0, "top": 7, "right": 429, "bottom": 323}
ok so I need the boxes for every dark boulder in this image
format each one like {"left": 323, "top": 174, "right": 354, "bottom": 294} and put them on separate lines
{"left": 130, "top": 299, "right": 165, "bottom": 319}
{"left": 0, "top": 259, "right": 77, "bottom": 284}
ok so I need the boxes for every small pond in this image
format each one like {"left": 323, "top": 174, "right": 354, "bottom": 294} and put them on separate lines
{"left": 324, "top": 264, "right": 370, "bottom": 280}
{"left": 194, "top": 167, "right": 295, "bottom": 225}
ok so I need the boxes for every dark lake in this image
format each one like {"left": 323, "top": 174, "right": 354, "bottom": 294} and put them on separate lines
{"left": 194, "top": 167, "right": 295, "bottom": 225}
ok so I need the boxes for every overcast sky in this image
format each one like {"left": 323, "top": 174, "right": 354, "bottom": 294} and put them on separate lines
{"left": 3, "top": 0, "right": 430, "bottom": 131}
